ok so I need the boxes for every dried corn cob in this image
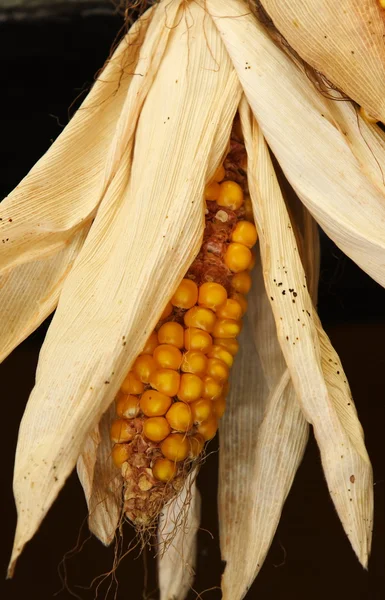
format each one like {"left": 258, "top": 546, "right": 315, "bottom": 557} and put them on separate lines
{"left": 110, "top": 121, "right": 257, "bottom": 526}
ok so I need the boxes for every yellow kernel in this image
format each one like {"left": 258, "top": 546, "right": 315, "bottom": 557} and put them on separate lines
{"left": 132, "top": 354, "right": 157, "bottom": 384}
{"left": 140, "top": 331, "right": 158, "bottom": 355}
{"left": 214, "top": 337, "right": 240, "bottom": 356}
{"left": 184, "top": 306, "right": 216, "bottom": 332}
{"left": 197, "top": 416, "right": 218, "bottom": 441}
{"left": 244, "top": 195, "right": 253, "bottom": 220}
{"left": 153, "top": 344, "right": 182, "bottom": 370}
{"left": 190, "top": 398, "right": 212, "bottom": 424}
{"left": 216, "top": 298, "right": 242, "bottom": 321}
{"left": 232, "top": 271, "right": 252, "bottom": 294}
{"left": 177, "top": 373, "right": 203, "bottom": 403}
{"left": 248, "top": 251, "right": 256, "bottom": 271}
{"left": 158, "top": 321, "right": 184, "bottom": 348}
{"left": 143, "top": 416, "right": 171, "bottom": 442}
{"left": 218, "top": 180, "right": 244, "bottom": 210}
{"left": 171, "top": 278, "right": 198, "bottom": 309}
{"left": 206, "top": 357, "right": 229, "bottom": 382}
{"left": 166, "top": 402, "right": 193, "bottom": 432}
{"left": 213, "top": 396, "right": 226, "bottom": 419}
{"left": 149, "top": 369, "right": 180, "bottom": 397}
{"left": 116, "top": 394, "right": 140, "bottom": 419}
{"left": 198, "top": 282, "right": 227, "bottom": 310}
{"left": 111, "top": 443, "right": 131, "bottom": 468}
{"left": 160, "top": 301, "right": 173, "bottom": 320}
{"left": 213, "top": 319, "right": 242, "bottom": 339}
{"left": 201, "top": 376, "right": 223, "bottom": 400}
{"left": 231, "top": 221, "right": 258, "bottom": 248}
{"left": 120, "top": 371, "right": 144, "bottom": 395}
{"left": 231, "top": 292, "right": 248, "bottom": 315}
{"left": 205, "top": 181, "right": 221, "bottom": 201}
{"left": 110, "top": 419, "right": 135, "bottom": 443}
{"left": 140, "top": 389, "right": 172, "bottom": 417}
{"left": 184, "top": 328, "right": 213, "bottom": 354}
{"left": 225, "top": 243, "right": 252, "bottom": 272}
{"left": 181, "top": 350, "right": 207, "bottom": 375}
{"left": 161, "top": 433, "right": 189, "bottom": 462}
{"left": 152, "top": 458, "right": 177, "bottom": 482}
{"left": 208, "top": 345, "right": 234, "bottom": 368}
{"left": 223, "top": 381, "right": 230, "bottom": 396}
{"left": 213, "top": 164, "right": 225, "bottom": 183}
{"left": 359, "top": 105, "right": 378, "bottom": 124}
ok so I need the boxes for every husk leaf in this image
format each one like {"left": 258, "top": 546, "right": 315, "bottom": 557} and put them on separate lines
{"left": 9, "top": 2, "right": 241, "bottom": 575}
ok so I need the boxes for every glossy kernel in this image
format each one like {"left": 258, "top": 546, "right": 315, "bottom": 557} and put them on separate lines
{"left": 225, "top": 243, "right": 252, "bottom": 272}
{"left": 158, "top": 321, "right": 184, "bottom": 348}
{"left": 197, "top": 416, "right": 218, "bottom": 441}
{"left": 132, "top": 354, "right": 157, "bottom": 384}
{"left": 216, "top": 298, "right": 243, "bottom": 321}
{"left": 190, "top": 398, "right": 213, "bottom": 424}
{"left": 184, "top": 328, "right": 213, "bottom": 354}
{"left": 160, "top": 301, "right": 173, "bottom": 320}
{"left": 116, "top": 394, "right": 140, "bottom": 419}
{"left": 213, "top": 164, "right": 225, "bottom": 183}
{"left": 232, "top": 271, "right": 252, "bottom": 294}
{"left": 143, "top": 416, "right": 170, "bottom": 442}
{"left": 231, "top": 292, "right": 248, "bottom": 315}
{"left": 189, "top": 434, "right": 205, "bottom": 458}
{"left": 231, "top": 221, "right": 258, "bottom": 248}
{"left": 213, "top": 396, "right": 226, "bottom": 419}
{"left": 110, "top": 419, "right": 135, "bottom": 443}
{"left": 120, "top": 371, "right": 144, "bottom": 395}
{"left": 208, "top": 345, "right": 234, "bottom": 368}
{"left": 201, "top": 376, "right": 223, "bottom": 400}
{"left": 140, "top": 331, "right": 158, "bottom": 355}
{"left": 140, "top": 389, "right": 172, "bottom": 417}
{"left": 184, "top": 306, "right": 216, "bottom": 333}
{"left": 206, "top": 357, "right": 229, "bottom": 382}
{"left": 181, "top": 350, "right": 207, "bottom": 375}
{"left": 198, "top": 282, "right": 227, "bottom": 310}
{"left": 152, "top": 458, "right": 177, "bottom": 482}
{"left": 213, "top": 319, "right": 242, "bottom": 339}
{"left": 171, "top": 278, "right": 198, "bottom": 309}
{"left": 166, "top": 402, "right": 193, "bottom": 432}
{"left": 217, "top": 180, "right": 244, "bottom": 210}
{"left": 149, "top": 369, "right": 180, "bottom": 397}
{"left": 153, "top": 344, "right": 182, "bottom": 370}
{"left": 214, "top": 337, "right": 240, "bottom": 356}
{"left": 205, "top": 181, "right": 221, "bottom": 201}
{"left": 111, "top": 443, "right": 131, "bottom": 468}
{"left": 161, "top": 433, "right": 189, "bottom": 462}
{"left": 178, "top": 373, "right": 203, "bottom": 403}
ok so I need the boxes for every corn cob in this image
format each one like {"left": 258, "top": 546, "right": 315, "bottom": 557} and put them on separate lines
{"left": 110, "top": 118, "right": 257, "bottom": 526}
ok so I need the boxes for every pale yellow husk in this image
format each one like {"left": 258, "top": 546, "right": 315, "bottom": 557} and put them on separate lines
{"left": 256, "top": 0, "right": 385, "bottom": 123}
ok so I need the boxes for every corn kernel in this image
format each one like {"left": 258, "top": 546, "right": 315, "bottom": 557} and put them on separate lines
{"left": 208, "top": 345, "right": 234, "bottom": 367}
{"left": 198, "top": 282, "right": 227, "bottom": 310}
{"left": 205, "top": 181, "right": 221, "bottom": 201}
{"left": 143, "top": 416, "right": 170, "bottom": 442}
{"left": 231, "top": 292, "right": 248, "bottom": 315}
{"left": 197, "top": 416, "right": 218, "bottom": 441}
{"left": 190, "top": 398, "right": 212, "bottom": 424}
{"left": 132, "top": 354, "right": 157, "bottom": 384}
{"left": 160, "top": 301, "right": 173, "bottom": 320}
{"left": 217, "top": 180, "right": 244, "bottom": 210}
{"left": 248, "top": 251, "right": 256, "bottom": 271}
{"left": 213, "top": 164, "right": 225, "bottom": 183}
{"left": 213, "top": 396, "right": 226, "bottom": 419}
{"left": 216, "top": 298, "right": 242, "bottom": 321}
{"left": 223, "top": 381, "right": 230, "bottom": 396}
{"left": 110, "top": 419, "right": 135, "bottom": 443}
{"left": 111, "top": 443, "right": 131, "bottom": 468}
{"left": 140, "top": 331, "right": 158, "bottom": 355}
{"left": 153, "top": 344, "right": 182, "bottom": 370}
{"left": 120, "top": 371, "right": 144, "bottom": 395}
{"left": 140, "top": 389, "right": 172, "bottom": 417}
{"left": 158, "top": 321, "right": 184, "bottom": 348}
{"left": 214, "top": 337, "right": 240, "bottom": 356}
{"left": 232, "top": 271, "right": 252, "bottom": 294}
{"left": 206, "top": 357, "right": 229, "bottom": 382}
{"left": 225, "top": 243, "right": 252, "bottom": 272}
{"left": 184, "top": 328, "right": 213, "bottom": 354}
{"left": 201, "top": 376, "right": 223, "bottom": 400}
{"left": 171, "top": 278, "right": 198, "bottom": 309}
{"left": 161, "top": 433, "right": 189, "bottom": 462}
{"left": 213, "top": 319, "right": 242, "bottom": 339}
{"left": 184, "top": 306, "right": 216, "bottom": 332}
{"left": 189, "top": 434, "right": 205, "bottom": 458}
{"left": 177, "top": 373, "right": 203, "bottom": 403}
{"left": 149, "top": 369, "right": 180, "bottom": 397}
{"left": 116, "top": 394, "right": 140, "bottom": 419}
{"left": 231, "top": 221, "right": 258, "bottom": 248}
{"left": 166, "top": 402, "right": 193, "bottom": 432}
{"left": 181, "top": 350, "right": 207, "bottom": 375}
{"left": 152, "top": 458, "right": 177, "bottom": 482}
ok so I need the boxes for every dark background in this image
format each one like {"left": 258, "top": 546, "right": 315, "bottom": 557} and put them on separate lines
{"left": 0, "top": 5, "right": 384, "bottom": 599}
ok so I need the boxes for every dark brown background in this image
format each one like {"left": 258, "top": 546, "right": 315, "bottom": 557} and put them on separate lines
{"left": 0, "top": 6, "right": 384, "bottom": 600}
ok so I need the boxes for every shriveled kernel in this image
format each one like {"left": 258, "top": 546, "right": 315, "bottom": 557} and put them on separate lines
{"left": 150, "top": 369, "right": 180, "bottom": 397}
{"left": 190, "top": 398, "right": 212, "bottom": 424}
{"left": 232, "top": 271, "right": 252, "bottom": 294}
{"left": 206, "top": 357, "right": 229, "bottom": 382}
{"left": 140, "top": 331, "right": 158, "bottom": 355}
{"left": 184, "top": 328, "right": 213, "bottom": 354}
{"left": 225, "top": 243, "right": 252, "bottom": 272}
{"left": 120, "top": 371, "right": 144, "bottom": 395}
{"left": 116, "top": 394, "right": 140, "bottom": 419}
{"left": 198, "top": 282, "right": 227, "bottom": 310}
{"left": 205, "top": 181, "right": 221, "bottom": 200}
{"left": 214, "top": 337, "right": 240, "bottom": 356}
{"left": 208, "top": 345, "right": 234, "bottom": 368}
{"left": 231, "top": 221, "right": 258, "bottom": 248}
{"left": 140, "top": 390, "right": 172, "bottom": 417}
{"left": 171, "top": 278, "right": 198, "bottom": 309}
{"left": 231, "top": 292, "right": 248, "bottom": 315}
{"left": 153, "top": 344, "right": 182, "bottom": 370}
{"left": 213, "top": 164, "right": 225, "bottom": 183}
{"left": 178, "top": 373, "right": 203, "bottom": 403}
{"left": 160, "top": 301, "right": 173, "bottom": 320}
{"left": 166, "top": 402, "right": 193, "bottom": 432}
{"left": 189, "top": 434, "right": 205, "bottom": 458}
{"left": 152, "top": 458, "right": 177, "bottom": 482}
{"left": 143, "top": 416, "right": 170, "bottom": 442}
{"left": 133, "top": 354, "right": 157, "bottom": 384}
{"left": 213, "top": 319, "right": 242, "bottom": 339}
{"left": 197, "top": 416, "right": 218, "bottom": 441}
{"left": 158, "top": 321, "right": 184, "bottom": 348}
{"left": 216, "top": 298, "right": 242, "bottom": 321}
{"left": 218, "top": 180, "right": 244, "bottom": 210}
{"left": 213, "top": 396, "right": 226, "bottom": 419}
{"left": 111, "top": 443, "right": 131, "bottom": 468}
{"left": 110, "top": 419, "right": 135, "bottom": 443}
{"left": 184, "top": 306, "right": 216, "bottom": 332}
{"left": 201, "top": 376, "right": 223, "bottom": 400}
{"left": 181, "top": 350, "right": 207, "bottom": 375}
{"left": 161, "top": 433, "right": 189, "bottom": 462}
